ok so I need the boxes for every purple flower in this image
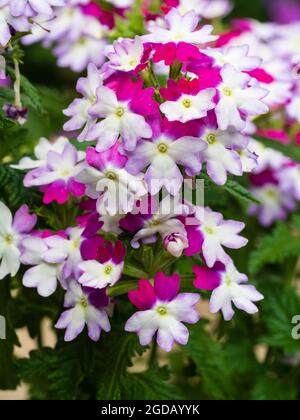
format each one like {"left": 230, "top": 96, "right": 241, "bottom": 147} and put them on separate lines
{"left": 125, "top": 272, "right": 200, "bottom": 352}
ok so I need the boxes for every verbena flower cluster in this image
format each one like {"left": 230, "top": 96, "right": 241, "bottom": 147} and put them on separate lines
{"left": 2, "top": 1, "right": 281, "bottom": 353}
{"left": 3, "top": 0, "right": 300, "bottom": 357}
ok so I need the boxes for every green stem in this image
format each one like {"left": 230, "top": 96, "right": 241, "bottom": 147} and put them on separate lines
{"left": 148, "top": 339, "right": 158, "bottom": 368}
{"left": 169, "top": 60, "right": 182, "bottom": 80}
{"left": 13, "top": 57, "right": 22, "bottom": 109}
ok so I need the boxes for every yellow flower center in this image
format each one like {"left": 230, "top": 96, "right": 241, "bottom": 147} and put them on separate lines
{"left": 182, "top": 98, "right": 192, "bottom": 108}
{"left": 104, "top": 264, "right": 113, "bottom": 275}
{"left": 204, "top": 226, "right": 215, "bottom": 235}
{"left": 157, "top": 143, "right": 168, "bottom": 154}
{"left": 157, "top": 306, "right": 168, "bottom": 316}
{"left": 206, "top": 133, "right": 217, "bottom": 145}
{"left": 115, "top": 107, "right": 125, "bottom": 118}
{"left": 79, "top": 297, "right": 88, "bottom": 308}
{"left": 224, "top": 275, "right": 233, "bottom": 286}
{"left": 4, "top": 234, "right": 14, "bottom": 245}
{"left": 222, "top": 87, "right": 233, "bottom": 97}
{"left": 106, "top": 171, "right": 117, "bottom": 180}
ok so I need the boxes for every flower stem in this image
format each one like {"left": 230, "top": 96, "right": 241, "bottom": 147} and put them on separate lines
{"left": 13, "top": 58, "right": 22, "bottom": 109}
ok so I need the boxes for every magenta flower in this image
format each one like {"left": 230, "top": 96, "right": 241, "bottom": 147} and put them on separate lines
{"left": 125, "top": 272, "right": 200, "bottom": 352}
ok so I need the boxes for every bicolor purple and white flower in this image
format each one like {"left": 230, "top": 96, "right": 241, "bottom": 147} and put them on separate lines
{"left": 142, "top": 9, "right": 217, "bottom": 45}
{"left": 4, "top": 0, "right": 65, "bottom": 17}
{"left": 77, "top": 144, "right": 147, "bottom": 216}
{"left": 185, "top": 207, "right": 248, "bottom": 268}
{"left": 249, "top": 183, "right": 296, "bottom": 226}
{"left": 0, "top": 202, "right": 37, "bottom": 279}
{"left": 0, "top": 3, "right": 31, "bottom": 46}
{"left": 215, "top": 64, "right": 269, "bottom": 131}
{"left": 124, "top": 195, "right": 190, "bottom": 249}
{"left": 200, "top": 125, "right": 249, "bottom": 185}
{"left": 55, "top": 280, "right": 111, "bottom": 342}
{"left": 24, "top": 141, "right": 86, "bottom": 204}
{"left": 11, "top": 136, "right": 70, "bottom": 171}
{"left": 78, "top": 238, "right": 126, "bottom": 289}
{"left": 87, "top": 79, "right": 157, "bottom": 152}
{"left": 125, "top": 272, "right": 200, "bottom": 352}
{"left": 193, "top": 262, "right": 264, "bottom": 320}
{"left": 42, "top": 227, "right": 84, "bottom": 279}
{"left": 105, "top": 36, "right": 146, "bottom": 73}
{"left": 63, "top": 63, "right": 103, "bottom": 141}
{"left": 126, "top": 124, "right": 206, "bottom": 195}
{"left": 21, "top": 235, "right": 64, "bottom": 297}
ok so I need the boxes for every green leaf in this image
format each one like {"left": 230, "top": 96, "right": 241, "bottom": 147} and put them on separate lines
{"left": 96, "top": 327, "right": 147, "bottom": 400}
{"left": 0, "top": 164, "right": 41, "bottom": 211}
{"left": 199, "top": 172, "right": 260, "bottom": 205}
{"left": 251, "top": 374, "right": 298, "bottom": 400}
{"left": 249, "top": 218, "right": 300, "bottom": 275}
{"left": 0, "top": 281, "right": 20, "bottom": 390}
{"left": 259, "top": 285, "right": 300, "bottom": 353}
{"left": 124, "top": 364, "right": 183, "bottom": 400}
{"left": 183, "top": 323, "right": 234, "bottom": 400}
{"left": 109, "top": 0, "right": 145, "bottom": 40}
{"left": 123, "top": 263, "right": 149, "bottom": 279}
{"left": 255, "top": 135, "right": 300, "bottom": 163}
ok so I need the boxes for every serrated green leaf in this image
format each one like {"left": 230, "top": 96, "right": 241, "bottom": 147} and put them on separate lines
{"left": 97, "top": 328, "right": 147, "bottom": 400}
{"left": 183, "top": 324, "right": 234, "bottom": 400}
{"left": 124, "top": 364, "right": 183, "bottom": 400}
{"left": 249, "top": 220, "right": 300, "bottom": 275}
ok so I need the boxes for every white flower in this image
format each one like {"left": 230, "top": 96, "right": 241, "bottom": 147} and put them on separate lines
{"left": 55, "top": 281, "right": 111, "bottom": 342}
{"left": 106, "top": 36, "right": 144, "bottom": 72}
{"left": 11, "top": 137, "right": 70, "bottom": 171}
{"left": 204, "top": 45, "right": 261, "bottom": 72}
{"left": 63, "top": 63, "right": 103, "bottom": 141}
{"left": 216, "top": 64, "right": 269, "bottom": 131}
{"left": 43, "top": 227, "right": 84, "bottom": 279}
{"left": 160, "top": 88, "right": 216, "bottom": 123}
{"left": 200, "top": 128, "right": 246, "bottom": 185}
{"left": 21, "top": 237, "right": 63, "bottom": 297}
{"left": 78, "top": 259, "right": 123, "bottom": 289}
{"left": 87, "top": 86, "right": 152, "bottom": 152}
{"left": 210, "top": 263, "right": 264, "bottom": 321}
{"left": 141, "top": 9, "right": 218, "bottom": 45}
{"left": 196, "top": 207, "right": 248, "bottom": 268}
{"left": 0, "top": 202, "right": 37, "bottom": 279}
{"left": 287, "top": 96, "right": 300, "bottom": 123}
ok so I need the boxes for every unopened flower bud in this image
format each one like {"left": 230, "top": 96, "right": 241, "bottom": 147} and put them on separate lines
{"left": 163, "top": 232, "right": 188, "bottom": 258}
